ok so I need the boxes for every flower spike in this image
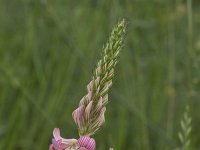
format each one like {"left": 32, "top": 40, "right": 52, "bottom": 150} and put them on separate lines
{"left": 72, "top": 19, "right": 126, "bottom": 136}
{"left": 50, "top": 19, "right": 126, "bottom": 150}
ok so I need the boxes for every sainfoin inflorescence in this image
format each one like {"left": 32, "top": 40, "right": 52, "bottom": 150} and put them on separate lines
{"left": 49, "top": 19, "right": 126, "bottom": 150}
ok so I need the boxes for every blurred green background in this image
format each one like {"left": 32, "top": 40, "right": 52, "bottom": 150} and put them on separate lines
{"left": 1, "top": 0, "right": 200, "bottom": 149}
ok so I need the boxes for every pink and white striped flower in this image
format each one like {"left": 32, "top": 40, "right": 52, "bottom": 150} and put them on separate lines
{"left": 49, "top": 128, "right": 77, "bottom": 150}
{"left": 49, "top": 128, "right": 96, "bottom": 150}
{"left": 77, "top": 136, "right": 96, "bottom": 150}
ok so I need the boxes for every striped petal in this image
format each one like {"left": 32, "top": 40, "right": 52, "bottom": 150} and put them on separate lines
{"left": 78, "top": 136, "right": 96, "bottom": 150}
{"left": 72, "top": 105, "right": 85, "bottom": 130}
{"left": 53, "top": 128, "right": 62, "bottom": 141}
{"left": 51, "top": 128, "right": 77, "bottom": 150}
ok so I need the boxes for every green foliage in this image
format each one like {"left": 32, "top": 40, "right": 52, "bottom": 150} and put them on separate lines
{"left": 177, "top": 106, "right": 192, "bottom": 150}
{"left": 0, "top": 0, "right": 200, "bottom": 150}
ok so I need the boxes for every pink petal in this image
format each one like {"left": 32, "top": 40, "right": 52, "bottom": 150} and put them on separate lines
{"left": 52, "top": 139, "right": 62, "bottom": 149}
{"left": 59, "top": 142, "right": 68, "bottom": 149}
{"left": 53, "top": 128, "right": 61, "bottom": 141}
{"left": 72, "top": 105, "right": 85, "bottom": 129}
{"left": 78, "top": 136, "right": 96, "bottom": 150}
{"left": 51, "top": 128, "right": 77, "bottom": 150}
{"left": 49, "top": 144, "right": 54, "bottom": 150}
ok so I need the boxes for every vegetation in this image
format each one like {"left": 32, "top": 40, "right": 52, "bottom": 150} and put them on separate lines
{"left": 0, "top": 0, "right": 200, "bottom": 149}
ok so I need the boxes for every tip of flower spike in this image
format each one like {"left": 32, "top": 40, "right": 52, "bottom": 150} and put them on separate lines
{"left": 120, "top": 18, "right": 126, "bottom": 28}
{"left": 119, "top": 18, "right": 126, "bottom": 26}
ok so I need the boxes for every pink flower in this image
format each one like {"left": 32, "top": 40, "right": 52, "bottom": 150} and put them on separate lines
{"left": 77, "top": 136, "right": 96, "bottom": 150}
{"left": 49, "top": 128, "right": 77, "bottom": 150}
{"left": 49, "top": 128, "right": 96, "bottom": 150}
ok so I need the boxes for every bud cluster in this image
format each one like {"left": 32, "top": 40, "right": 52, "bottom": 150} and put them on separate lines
{"left": 72, "top": 20, "right": 126, "bottom": 136}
